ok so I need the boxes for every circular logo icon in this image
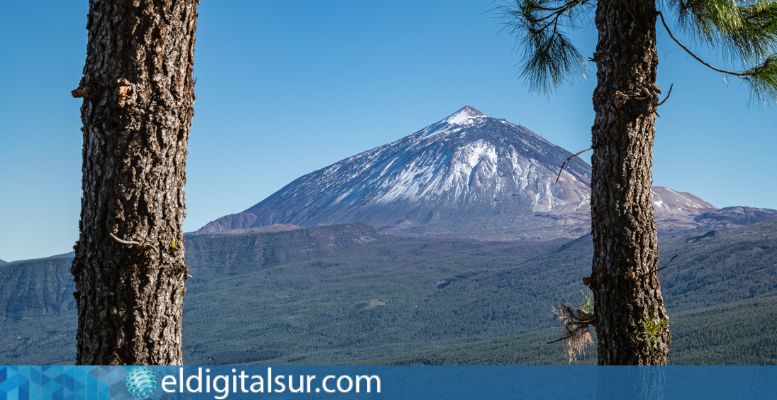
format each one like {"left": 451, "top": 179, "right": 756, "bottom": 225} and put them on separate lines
{"left": 125, "top": 366, "right": 157, "bottom": 400}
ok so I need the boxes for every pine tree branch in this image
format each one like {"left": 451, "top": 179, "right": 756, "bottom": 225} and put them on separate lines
{"left": 524, "top": 0, "right": 589, "bottom": 33}
{"left": 655, "top": 254, "right": 679, "bottom": 274}
{"left": 657, "top": 11, "right": 750, "bottom": 77}
{"left": 547, "top": 319, "right": 594, "bottom": 344}
{"left": 657, "top": 83, "right": 674, "bottom": 106}
{"left": 555, "top": 147, "right": 593, "bottom": 183}
{"left": 503, "top": 0, "right": 590, "bottom": 92}
{"left": 640, "top": 254, "right": 679, "bottom": 278}
{"left": 547, "top": 329, "right": 582, "bottom": 344}
{"left": 673, "top": 0, "right": 777, "bottom": 62}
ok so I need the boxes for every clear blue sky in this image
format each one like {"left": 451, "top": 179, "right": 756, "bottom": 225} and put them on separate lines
{"left": 0, "top": 1, "right": 775, "bottom": 261}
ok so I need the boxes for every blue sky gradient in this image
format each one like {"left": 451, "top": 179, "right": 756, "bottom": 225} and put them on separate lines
{"left": 0, "top": 0, "right": 775, "bottom": 260}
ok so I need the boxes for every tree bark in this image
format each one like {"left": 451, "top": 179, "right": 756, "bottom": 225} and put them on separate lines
{"left": 589, "top": 0, "right": 671, "bottom": 364}
{"left": 71, "top": 0, "right": 198, "bottom": 365}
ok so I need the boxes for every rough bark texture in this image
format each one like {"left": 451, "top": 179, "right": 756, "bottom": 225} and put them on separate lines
{"left": 589, "top": 0, "right": 671, "bottom": 364}
{"left": 71, "top": 0, "right": 198, "bottom": 365}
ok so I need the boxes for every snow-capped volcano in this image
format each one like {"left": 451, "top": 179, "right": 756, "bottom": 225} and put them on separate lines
{"left": 197, "top": 106, "right": 715, "bottom": 239}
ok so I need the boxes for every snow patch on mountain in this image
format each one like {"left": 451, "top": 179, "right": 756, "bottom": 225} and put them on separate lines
{"left": 197, "top": 106, "right": 717, "bottom": 239}
{"left": 446, "top": 105, "right": 486, "bottom": 125}
{"left": 652, "top": 186, "right": 715, "bottom": 215}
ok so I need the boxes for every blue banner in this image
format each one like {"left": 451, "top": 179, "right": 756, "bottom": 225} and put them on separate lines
{"left": 1, "top": 366, "right": 775, "bottom": 399}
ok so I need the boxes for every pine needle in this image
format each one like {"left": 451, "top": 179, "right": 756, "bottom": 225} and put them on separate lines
{"left": 501, "top": 0, "right": 591, "bottom": 92}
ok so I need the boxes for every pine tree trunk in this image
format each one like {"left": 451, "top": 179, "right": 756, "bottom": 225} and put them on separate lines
{"left": 589, "top": 0, "right": 671, "bottom": 364}
{"left": 71, "top": 0, "right": 198, "bottom": 365}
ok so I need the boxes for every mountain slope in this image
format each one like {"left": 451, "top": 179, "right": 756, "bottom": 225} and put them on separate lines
{"left": 693, "top": 206, "right": 777, "bottom": 228}
{"left": 197, "top": 106, "right": 714, "bottom": 239}
{"left": 0, "top": 254, "right": 74, "bottom": 319}
{"left": 2, "top": 222, "right": 777, "bottom": 364}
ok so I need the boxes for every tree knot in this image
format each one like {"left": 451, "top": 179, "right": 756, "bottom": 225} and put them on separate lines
{"left": 612, "top": 85, "right": 660, "bottom": 116}
{"left": 117, "top": 78, "right": 136, "bottom": 108}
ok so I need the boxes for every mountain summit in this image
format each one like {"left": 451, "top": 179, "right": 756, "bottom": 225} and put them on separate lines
{"left": 444, "top": 105, "right": 485, "bottom": 124}
{"left": 197, "top": 106, "right": 714, "bottom": 239}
